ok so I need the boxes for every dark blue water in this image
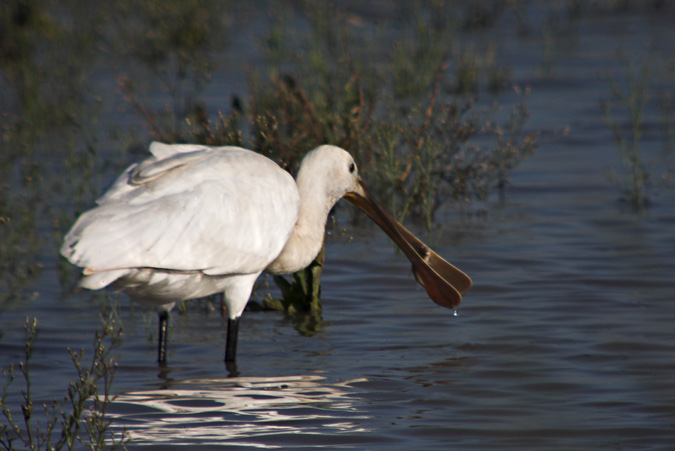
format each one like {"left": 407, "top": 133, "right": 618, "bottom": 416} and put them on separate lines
{"left": 1, "top": 3, "right": 674, "bottom": 450}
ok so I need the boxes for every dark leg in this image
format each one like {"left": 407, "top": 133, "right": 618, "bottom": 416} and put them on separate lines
{"left": 158, "top": 310, "right": 169, "bottom": 364}
{"left": 225, "top": 317, "right": 240, "bottom": 363}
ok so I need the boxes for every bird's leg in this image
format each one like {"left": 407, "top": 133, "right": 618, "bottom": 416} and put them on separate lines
{"left": 225, "top": 317, "right": 240, "bottom": 362}
{"left": 158, "top": 310, "right": 169, "bottom": 364}
{"left": 225, "top": 360, "right": 239, "bottom": 378}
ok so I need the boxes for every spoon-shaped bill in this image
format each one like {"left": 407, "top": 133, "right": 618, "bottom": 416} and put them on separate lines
{"left": 345, "top": 181, "right": 472, "bottom": 309}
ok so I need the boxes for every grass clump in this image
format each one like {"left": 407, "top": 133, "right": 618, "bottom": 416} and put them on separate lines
{"left": 264, "top": 247, "right": 326, "bottom": 336}
{"left": 0, "top": 316, "right": 129, "bottom": 450}
{"left": 602, "top": 56, "right": 674, "bottom": 210}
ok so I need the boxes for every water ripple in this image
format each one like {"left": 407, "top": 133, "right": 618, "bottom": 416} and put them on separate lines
{"left": 108, "top": 375, "right": 370, "bottom": 447}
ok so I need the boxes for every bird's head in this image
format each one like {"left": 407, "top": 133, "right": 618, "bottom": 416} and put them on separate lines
{"left": 300, "top": 145, "right": 472, "bottom": 310}
{"left": 296, "top": 145, "right": 363, "bottom": 206}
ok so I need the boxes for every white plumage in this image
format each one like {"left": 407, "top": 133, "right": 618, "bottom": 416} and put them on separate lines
{"left": 61, "top": 142, "right": 471, "bottom": 365}
{"left": 63, "top": 143, "right": 300, "bottom": 316}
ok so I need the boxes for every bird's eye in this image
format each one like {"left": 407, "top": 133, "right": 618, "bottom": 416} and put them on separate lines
{"left": 349, "top": 162, "right": 356, "bottom": 174}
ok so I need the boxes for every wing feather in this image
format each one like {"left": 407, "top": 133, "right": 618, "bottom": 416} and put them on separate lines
{"left": 61, "top": 144, "right": 299, "bottom": 277}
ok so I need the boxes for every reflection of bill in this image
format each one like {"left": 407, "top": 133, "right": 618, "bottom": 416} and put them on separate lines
{"left": 108, "top": 375, "right": 368, "bottom": 445}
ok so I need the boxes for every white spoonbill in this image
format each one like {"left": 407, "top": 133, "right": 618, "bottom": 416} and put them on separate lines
{"left": 61, "top": 142, "right": 471, "bottom": 364}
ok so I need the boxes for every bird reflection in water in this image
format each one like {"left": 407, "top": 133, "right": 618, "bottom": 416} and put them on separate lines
{"left": 107, "top": 375, "right": 369, "bottom": 446}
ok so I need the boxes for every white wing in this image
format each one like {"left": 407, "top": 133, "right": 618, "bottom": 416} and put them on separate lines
{"left": 61, "top": 144, "right": 300, "bottom": 277}
{"left": 95, "top": 142, "right": 213, "bottom": 205}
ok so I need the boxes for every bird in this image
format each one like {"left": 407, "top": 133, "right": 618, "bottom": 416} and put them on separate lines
{"left": 61, "top": 142, "right": 472, "bottom": 364}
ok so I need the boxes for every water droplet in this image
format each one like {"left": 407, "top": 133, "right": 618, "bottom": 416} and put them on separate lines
{"left": 453, "top": 310, "right": 458, "bottom": 317}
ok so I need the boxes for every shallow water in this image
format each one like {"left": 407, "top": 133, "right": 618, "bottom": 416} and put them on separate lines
{"left": 2, "top": 3, "right": 675, "bottom": 450}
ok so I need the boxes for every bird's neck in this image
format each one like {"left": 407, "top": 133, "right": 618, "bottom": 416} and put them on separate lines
{"left": 266, "top": 176, "right": 332, "bottom": 275}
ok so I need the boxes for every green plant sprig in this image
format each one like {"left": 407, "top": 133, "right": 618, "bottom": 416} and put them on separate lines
{"left": 0, "top": 316, "right": 129, "bottom": 450}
